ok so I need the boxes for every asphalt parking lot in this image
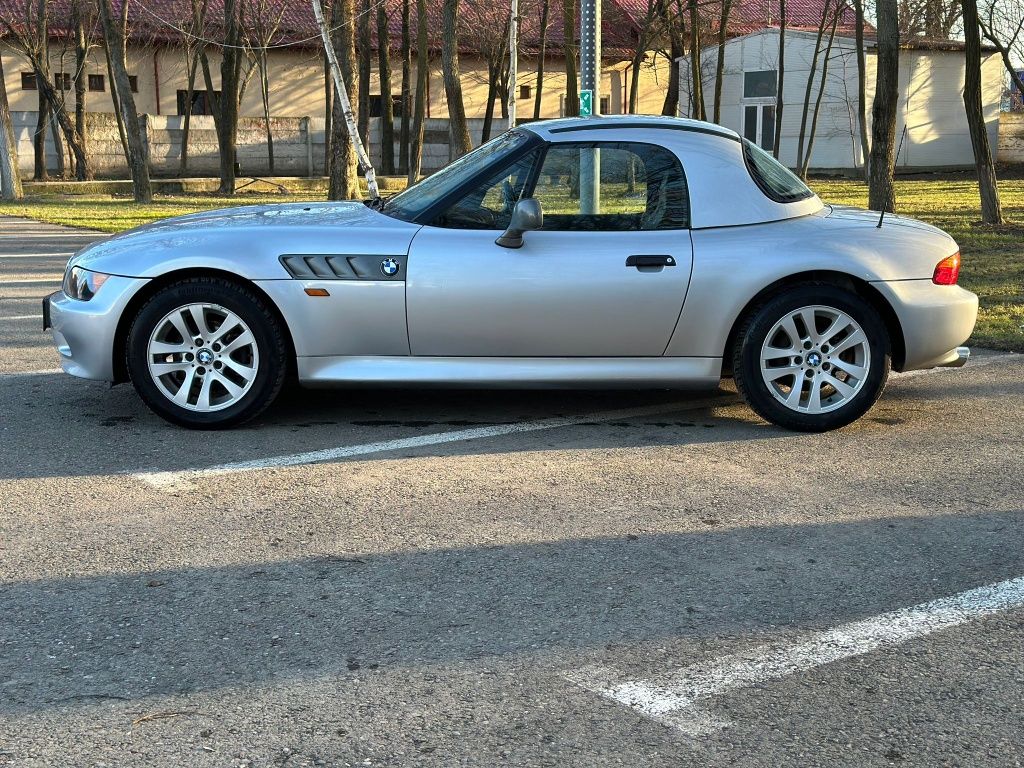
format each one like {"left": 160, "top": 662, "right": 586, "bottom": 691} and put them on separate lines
{"left": 2, "top": 215, "right": 1024, "bottom": 767}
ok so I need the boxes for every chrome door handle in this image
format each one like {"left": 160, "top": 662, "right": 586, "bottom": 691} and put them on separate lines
{"left": 626, "top": 254, "right": 676, "bottom": 268}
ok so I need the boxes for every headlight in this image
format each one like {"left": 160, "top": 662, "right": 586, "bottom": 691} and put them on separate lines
{"left": 62, "top": 266, "right": 110, "bottom": 301}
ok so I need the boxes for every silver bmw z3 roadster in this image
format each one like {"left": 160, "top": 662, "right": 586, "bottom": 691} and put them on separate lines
{"left": 44, "top": 116, "right": 978, "bottom": 431}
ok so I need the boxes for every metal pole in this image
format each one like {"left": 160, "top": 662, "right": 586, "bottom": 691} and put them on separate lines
{"left": 579, "top": 0, "right": 600, "bottom": 213}
{"left": 508, "top": 0, "right": 518, "bottom": 131}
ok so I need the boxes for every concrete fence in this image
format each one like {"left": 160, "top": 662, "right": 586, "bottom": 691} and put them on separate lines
{"left": 11, "top": 111, "right": 498, "bottom": 179}
{"left": 997, "top": 112, "right": 1024, "bottom": 164}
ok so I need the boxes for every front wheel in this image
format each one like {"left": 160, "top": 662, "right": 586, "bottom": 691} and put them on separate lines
{"left": 126, "top": 277, "right": 288, "bottom": 429}
{"left": 733, "top": 285, "right": 890, "bottom": 432}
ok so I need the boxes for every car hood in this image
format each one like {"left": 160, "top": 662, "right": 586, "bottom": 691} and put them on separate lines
{"left": 70, "top": 201, "right": 423, "bottom": 280}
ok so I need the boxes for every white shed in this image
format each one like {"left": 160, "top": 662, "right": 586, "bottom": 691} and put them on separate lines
{"left": 677, "top": 30, "right": 1004, "bottom": 172}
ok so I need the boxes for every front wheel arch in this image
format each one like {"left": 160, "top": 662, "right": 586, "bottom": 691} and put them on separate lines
{"left": 721, "top": 270, "right": 906, "bottom": 376}
{"left": 112, "top": 268, "right": 297, "bottom": 384}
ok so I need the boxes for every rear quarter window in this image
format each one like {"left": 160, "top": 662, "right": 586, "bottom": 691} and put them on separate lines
{"left": 743, "top": 139, "right": 814, "bottom": 204}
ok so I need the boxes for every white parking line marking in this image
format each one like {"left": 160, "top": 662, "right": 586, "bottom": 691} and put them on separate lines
{"left": 132, "top": 395, "right": 739, "bottom": 490}
{"left": 0, "top": 368, "right": 62, "bottom": 378}
{"left": 0, "top": 315, "right": 38, "bottom": 321}
{"left": 0, "top": 257, "right": 74, "bottom": 264}
{"left": 5, "top": 278, "right": 62, "bottom": 284}
{"left": 570, "top": 575, "right": 1024, "bottom": 737}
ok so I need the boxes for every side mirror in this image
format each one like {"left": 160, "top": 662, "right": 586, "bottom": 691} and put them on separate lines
{"left": 495, "top": 198, "right": 543, "bottom": 249}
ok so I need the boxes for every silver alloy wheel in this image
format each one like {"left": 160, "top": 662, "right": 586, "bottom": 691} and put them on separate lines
{"left": 146, "top": 302, "right": 260, "bottom": 412}
{"left": 759, "top": 304, "right": 871, "bottom": 414}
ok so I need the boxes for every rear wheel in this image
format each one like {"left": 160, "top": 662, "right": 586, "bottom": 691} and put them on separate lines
{"left": 126, "top": 277, "right": 287, "bottom": 429}
{"left": 733, "top": 285, "right": 890, "bottom": 432}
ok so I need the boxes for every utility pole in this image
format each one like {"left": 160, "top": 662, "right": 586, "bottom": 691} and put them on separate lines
{"left": 311, "top": 0, "right": 380, "bottom": 199}
{"left": 507, "top": 0, "right": 518, "bottom": 131}
{"left": 579, "top": 0, "right": 601, "bottom": 213}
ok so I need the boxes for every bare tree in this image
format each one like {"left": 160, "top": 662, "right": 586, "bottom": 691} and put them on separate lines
{"left": 657, "top": 0, "right": 684, "bottom": 115}
{"left": 464, "top": 0, "right": 510, "bottom": 141}
{"left": 399, "top": 0, "right": 412, "bottom": 173}
{"left": 687, "top": 0, "right": 705, "bottom": 119}
{"left": 979, "top": 1, "right": 1024, "bottom": 102}
{"left": 713, "top": 0, "right": 733, "bottom": 123}
{"left": 868, "top": 0, "right": 898, "bottom": 212}
{"left": 97, "top": 0, "right": 151, "bottom": 202}
{"left": 853, "top": 0, "right": 870, "bottom": 179}
{"left": 377, "top": 0, "right": 396, "bottom": 174}
{"left": 533, "top": 0, "right": 549, "bottom": 118}
{"left": 773, "top": 0, "right": 786, "bottom": 158}
{"left": 628, "top": 0, "right": 660, "bottom": 113}
{"left": 325, "top": 0, "right": 361, "bottom": 199}
{"left": 408, "top": 0, "right": 428, "bottom": 182}
{"left": 0, "top": 50, "right": 24, "bottom": 200}
{"left": 2, "top": 0, "right": 92, "bottom": 181}
{"left": 71, "top": 0, "right": 93, "bottom": 180}
{"left": 796, "top": 0, "right": 842, "bottom": 178}
{"left": 898, "top": 0, "right": 960, "bottom": 37}
{"left": 442, "top": 0, "right": 473, "bottom": 155}
{"left": 962, "top": 0, "right": 1002, "bottom": 223}
{"left": 563, "top": 0, "right": 579, "bottom": 115}
{"left": 213, "top": 0, "right": 246, "bottom": 193}
{"left": 178, "top": 0, "right": 209, "bottom": 177}
{"left": 357, "top": 0, "right": 371, "bottom": 147}
{"left": 245, "top": 0, "right": 286, "bottom": 176}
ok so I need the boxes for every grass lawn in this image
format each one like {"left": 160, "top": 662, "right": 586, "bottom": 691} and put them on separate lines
{"left": 2, "top": 175, "right": 1021, "bottom": 351}
{"left": 812, "top": 177, "right": 1024, "bottom": 352}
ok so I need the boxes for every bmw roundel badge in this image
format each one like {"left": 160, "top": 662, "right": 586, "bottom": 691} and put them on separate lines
{"left": 380, "top": 258, "right": 400, "bottom": 277}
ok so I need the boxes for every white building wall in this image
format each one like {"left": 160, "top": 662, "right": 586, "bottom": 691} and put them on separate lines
{"left": 679, "top": 29, "right": 1003, "bottom": 172}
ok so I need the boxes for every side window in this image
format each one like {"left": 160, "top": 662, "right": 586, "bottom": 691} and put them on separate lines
{"left": 531, "top": 142, "right": 689, "bottom": 231}
{"left": 433, "top": 149, "right": 541, "bottom": 230}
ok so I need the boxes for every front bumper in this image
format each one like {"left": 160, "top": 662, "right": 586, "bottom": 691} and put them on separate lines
{"left": 45, "top": 276, "right": 150, "bottom": 381}
{"left": 870, "top": 280, "right": 979, "bottom": 371}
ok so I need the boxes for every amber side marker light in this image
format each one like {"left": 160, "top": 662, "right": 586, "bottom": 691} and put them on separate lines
{"left": 304, "top": 287, "right": 331, "bottom": 297}
{"left": 933, "top": 252, "right": 961, "bottom": 286}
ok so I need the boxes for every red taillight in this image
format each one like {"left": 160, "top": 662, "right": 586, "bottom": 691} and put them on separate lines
{"left": 933, "top": 252, "right": 961, "bottom": 285}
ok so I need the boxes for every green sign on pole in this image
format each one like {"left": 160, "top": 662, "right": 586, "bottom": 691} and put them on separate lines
{"left": 579, "top": 89, "right": 593, "bottom": 117}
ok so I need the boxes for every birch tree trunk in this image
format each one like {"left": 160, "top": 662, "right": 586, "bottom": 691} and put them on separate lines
{"left": 315, "top": 0, "right": 379, "bottom": 199}
{"left": 867, "top": 0, "right": 898, "bottom": 212}
{"left": 97, "top": 0, "right": 151, "bottom": 202}
{"left": 0, "top": 52, "right": 24, "bottom": 200}
{"left": 962, "top": 0, "right": 1002, "bottom": 223}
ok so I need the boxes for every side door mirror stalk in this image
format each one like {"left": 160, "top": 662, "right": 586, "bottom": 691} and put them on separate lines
{"left": 495, "top": 198, "right": 543, "bottom": 249}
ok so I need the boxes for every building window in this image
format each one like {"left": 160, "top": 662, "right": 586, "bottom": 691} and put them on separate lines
{"left": 128, "top": 75, "right": 138, "bottom": 93}
{"left": 519, "top": 84, "right": 531, "bottom": 100}
{"left": 20, "top": 72, "right": 36, "bottom": 90}
{"left": 600, "top": 95, "right": 610, "bottom": 114}
{"left": 55, "top": 72, "right": 72, "bottom": 90}
{"left": 88, "top": 74, "right": 105, "bottom": 92}
{"left": 743, "top": 104, "right": 776, "bottom": 153}
{"left": 743, "top": 70, "right": 777, "bottom": 99}
{"left": 177, "top": 89, "right": 220, "bottom": 116}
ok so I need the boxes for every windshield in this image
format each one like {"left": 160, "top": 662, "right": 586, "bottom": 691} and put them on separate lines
{"left": 382, "top": 131, "right": 534, "bottom": 221}
{"left": 742, "top": 139, "right": 814, "bottom": 203}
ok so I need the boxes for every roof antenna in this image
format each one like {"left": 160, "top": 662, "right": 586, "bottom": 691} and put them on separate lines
{"left": 877, "top": 125, "right": 908, "bottom": 228}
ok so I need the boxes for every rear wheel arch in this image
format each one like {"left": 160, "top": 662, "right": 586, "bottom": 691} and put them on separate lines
{"left": 721, "top": 270, "right": 906, "bottom": 375}
{"left": 112, "top": 268, "right": 297, "bottom": 384}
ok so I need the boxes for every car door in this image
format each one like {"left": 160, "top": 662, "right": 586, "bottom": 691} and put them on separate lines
{"left": 406, "top": 140, "right": 694, "bottom": 357}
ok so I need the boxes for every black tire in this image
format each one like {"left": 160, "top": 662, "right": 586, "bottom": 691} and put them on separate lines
{"left": 126, "top": 277, "right": 288, "bottom": 429}
{"left": 733, "top": 284, "right": 890, "bottom": 432}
